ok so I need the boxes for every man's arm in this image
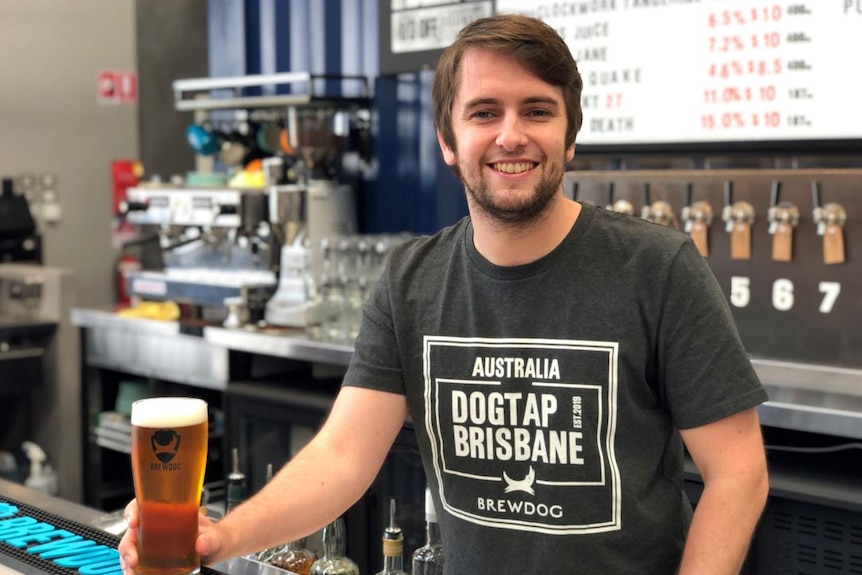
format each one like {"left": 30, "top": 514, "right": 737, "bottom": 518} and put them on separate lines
{"left": 677, "top": 407, "right": 769, "bottom": 575}
{"left": 119, "top": 385, "right": 408, "bottom": 572}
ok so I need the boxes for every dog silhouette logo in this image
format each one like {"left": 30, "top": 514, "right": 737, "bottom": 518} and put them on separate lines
{"left": 151, "top": 429, "right": 182, "bottom": 463}
{"left": 503, "top": 466, "right": 536, "bottom": 496}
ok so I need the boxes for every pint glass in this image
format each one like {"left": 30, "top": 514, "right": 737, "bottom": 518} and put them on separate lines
{"left": 131, "top": 397, "right": 208, "bottom": 575}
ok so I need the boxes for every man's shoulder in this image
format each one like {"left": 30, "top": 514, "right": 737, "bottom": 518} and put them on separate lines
{"left": 585, "top": 203, "right": 690, "bottom": 250}
{"left": 389, "top": 217, "right": 470, "bottom": 268}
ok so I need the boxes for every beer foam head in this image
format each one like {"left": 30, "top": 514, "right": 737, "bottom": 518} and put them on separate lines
{"left": 131, "top": 397, "right": 207, "bottom": 427}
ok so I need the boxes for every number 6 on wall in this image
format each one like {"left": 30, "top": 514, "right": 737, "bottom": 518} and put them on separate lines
{"left": 772, "top": 279, "right": 794, "bottom": 311}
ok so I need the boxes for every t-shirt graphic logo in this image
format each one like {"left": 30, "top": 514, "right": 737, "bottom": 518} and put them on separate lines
{"left": 503, "top": 466, "right": 535, "bottom": 495}
{"left": 423, "top": 336, "right": 622, "bottom": 535}
{"left": 151, "top": 429, "right": 182, "bottom": 463}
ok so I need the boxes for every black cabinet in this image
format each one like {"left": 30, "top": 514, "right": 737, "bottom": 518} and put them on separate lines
{"left": 227, "top": 376, "right": 427, "bottom": 575}
{"left": 80, "top": 363, "right": 227, "bottom": 512}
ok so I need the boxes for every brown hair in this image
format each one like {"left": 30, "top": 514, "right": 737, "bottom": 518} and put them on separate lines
{"left": 433, "top": 14, "right": 584, "bottom": 153}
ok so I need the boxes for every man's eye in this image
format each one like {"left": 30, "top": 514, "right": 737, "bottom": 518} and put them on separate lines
{"left": 471, "top": 110, "right": 494, "bottom": 119}
{"left": 527, "top": 109, "right": 551, "bottom": 117}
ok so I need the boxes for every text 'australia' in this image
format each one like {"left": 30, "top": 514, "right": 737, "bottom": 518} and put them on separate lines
{"left": 472, "top": 356, "right": 561, "bottom": 380}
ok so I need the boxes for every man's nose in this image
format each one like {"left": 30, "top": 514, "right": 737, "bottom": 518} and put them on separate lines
{"left": 495, "top": 114, "right": 528, "bottom": 151}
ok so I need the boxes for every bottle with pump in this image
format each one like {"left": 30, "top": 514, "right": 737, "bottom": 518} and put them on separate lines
{"left": 255, "top": 464, "right": 280, "bottom": 561}
{"left": 225, "top": 447, "right": 247, "bottom": 515}
{"left": 21, "top": 442, "right": 58, "bottom": 495}
{"left": 374, "top": 499, "right": 409, "bottom": 575}
{"left": 309, "top": 516, "right": 359, "bottom": 575}
{"left": 412, "top": 488, "right": 444, "bottom": 575}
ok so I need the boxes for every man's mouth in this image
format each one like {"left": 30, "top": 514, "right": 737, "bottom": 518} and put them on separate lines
{"left": 491, "top": 161, "right": 537, "bottom": 174}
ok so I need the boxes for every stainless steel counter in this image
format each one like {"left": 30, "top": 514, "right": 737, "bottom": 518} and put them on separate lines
{"left": 204, "top": 326, "right": 354, "bottom": 366}
{"left": 71, "top": 307, "right": 862, "bottom": 440}
{"left": 0, "top": 478, "right": 105, "bottom": 528}
{"left": 752, "top": 358, "right": 862, "bottom": 440}
{"left": 71, "top": 307, "right": 230, "bottom": 390}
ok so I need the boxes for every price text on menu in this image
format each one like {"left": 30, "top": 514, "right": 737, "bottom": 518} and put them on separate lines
{"left": 485, "top": 0, "right": 862, "bottom": 147}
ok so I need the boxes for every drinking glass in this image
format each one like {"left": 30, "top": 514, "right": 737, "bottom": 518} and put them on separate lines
{"left": 131, "top": 397, "right": 208, "bottom": 575}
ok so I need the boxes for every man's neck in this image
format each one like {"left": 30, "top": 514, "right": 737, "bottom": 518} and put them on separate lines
{"left": 470, "top": 196, "right": 581, "bottom": 266}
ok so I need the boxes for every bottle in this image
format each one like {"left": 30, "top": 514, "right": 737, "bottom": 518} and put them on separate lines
{"left": 225, "top": 447, "right": 247, "bottom": 515}
{"left": 270, "top": 536, "right": 318, "bottom": 575}
{"left": 374, "top": 499, "right": 409, "bottom": 575}
{"left": 310, "top": 516, "right": 359, "bottom": 575}
{"left": 21, "top": 442, "right": 58, "bottom": 495}
{"left": 411, "top": 488, "right": 444, "bottom": 575}
{"left": 255, "top": 464, "right": 282, "bottom": 563}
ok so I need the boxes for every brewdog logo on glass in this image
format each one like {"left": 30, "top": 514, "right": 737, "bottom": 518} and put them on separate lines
{"left": 150, "top": 428, "right": 183, "bottom": 469}
{"left": 423, "top": 336, "right": 622, "bottom": 535}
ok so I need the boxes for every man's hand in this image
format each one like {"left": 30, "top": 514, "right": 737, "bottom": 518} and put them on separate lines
{"left": 118, "top": 499, "right": 225, "bottom": 575}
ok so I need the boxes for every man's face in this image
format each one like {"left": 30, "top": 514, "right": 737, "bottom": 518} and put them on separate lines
{"left": 437, "top": 48, "right": 574, "bottom": 225}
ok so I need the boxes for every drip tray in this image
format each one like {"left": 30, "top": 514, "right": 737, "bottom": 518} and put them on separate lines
{"left": 0, "top": 496, "right": 227, "bottom": 575}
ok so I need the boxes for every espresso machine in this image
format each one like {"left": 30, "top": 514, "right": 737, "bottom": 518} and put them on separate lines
{"left": 122, "top": 72, "right": 369, "bottom": 330}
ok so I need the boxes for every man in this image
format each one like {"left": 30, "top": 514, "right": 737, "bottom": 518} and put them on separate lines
{"left": 121, "top": 14, "right": 768, "bottom": 575}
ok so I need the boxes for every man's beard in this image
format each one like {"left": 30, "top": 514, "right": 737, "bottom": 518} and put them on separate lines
{"left": 457, "top": 155, "right": 565, "bottom": 226}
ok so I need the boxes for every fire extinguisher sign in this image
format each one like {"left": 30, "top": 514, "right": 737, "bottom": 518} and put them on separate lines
{"left": 97, "top": 69, "right": 137, "bottom": 105}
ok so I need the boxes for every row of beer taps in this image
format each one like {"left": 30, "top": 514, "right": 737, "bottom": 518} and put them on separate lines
{"left": 573, "top": 181, "right": 848, "bottom": 264}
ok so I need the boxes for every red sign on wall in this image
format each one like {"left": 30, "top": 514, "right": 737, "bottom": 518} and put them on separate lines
{"left": 97, "top": 69, "right": 138, "bottom": 105}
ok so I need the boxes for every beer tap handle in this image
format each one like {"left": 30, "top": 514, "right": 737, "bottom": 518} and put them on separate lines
{"left": 811, "top": 180, "right": 822, "bottom": 210}
{"left": 641, "top": 183, "right": 651, "bottom": 220}
{"left": 721, "top": 180, "right": 734, "bottom": 229}
{"left": 811, "top": 181, "right": 847, "bottom": 264}
{"left": 683, "top": 183, "right": 713, "bottom": 256}
{"left": 770, "top": 180, "right": 781, "bottom": 209}
{"left": 681, "top": 183, "right": 693, "bottom": 230}
{"left": 767, "top": 180, "right": 781, "bottom": 234}
{"left": 605, "top": 182, "right": 615, "bottom": 209}
{"left": 225, "top": 447, "right": 247, "bottom": 515}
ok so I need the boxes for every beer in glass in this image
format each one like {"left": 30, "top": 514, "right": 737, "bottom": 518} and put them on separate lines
{"left": 131, "top": 397, "right": 208, "bottom": 575}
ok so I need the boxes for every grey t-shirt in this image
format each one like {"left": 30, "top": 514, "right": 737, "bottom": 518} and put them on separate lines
{"left": 344, "top": 203, "right": 767, "bottom": 574}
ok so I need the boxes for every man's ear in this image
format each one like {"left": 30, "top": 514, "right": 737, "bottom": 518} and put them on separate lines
{"left": 566, "top": 144, "right": 575, "bottom": 162}
{"left": 437, "top": 130, "right": 457, "bottom": 166}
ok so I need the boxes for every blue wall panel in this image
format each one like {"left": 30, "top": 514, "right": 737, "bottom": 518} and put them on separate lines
{"left": 209, "top": 0, "right": 466, "bottom": 234}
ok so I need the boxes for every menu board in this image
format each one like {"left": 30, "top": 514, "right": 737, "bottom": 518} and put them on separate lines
{"left": 379, "top": 0, "right": 862, "bottom": 153}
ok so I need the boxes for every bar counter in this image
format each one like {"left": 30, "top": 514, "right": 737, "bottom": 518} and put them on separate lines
{"left": 71, "top": 306, "right": 862, "bottom": 440}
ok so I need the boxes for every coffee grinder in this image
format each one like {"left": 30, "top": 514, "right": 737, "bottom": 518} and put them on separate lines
{"left": 264, "top": 106, "right": 359, "bottom": 327}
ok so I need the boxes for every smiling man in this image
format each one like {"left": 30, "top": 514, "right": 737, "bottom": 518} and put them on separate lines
{"left": 120, "top": 14, "right": 768, "bottom": 575}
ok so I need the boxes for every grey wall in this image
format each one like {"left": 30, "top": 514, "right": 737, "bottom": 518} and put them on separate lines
{"left": 0, "top": 0, "right": 138, "bottom": 307}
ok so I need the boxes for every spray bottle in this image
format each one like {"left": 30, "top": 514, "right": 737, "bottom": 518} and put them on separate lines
{"left": 21, "top": 441, "right": 58, "bottom": 495}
